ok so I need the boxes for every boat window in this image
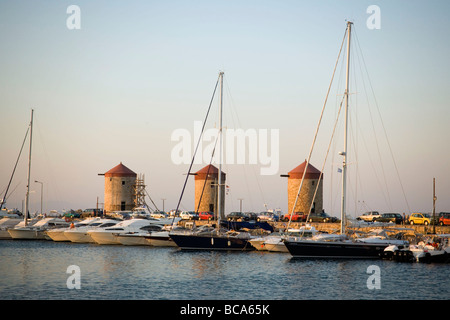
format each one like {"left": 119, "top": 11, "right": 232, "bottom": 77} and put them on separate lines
{"left": 105, "top": 228, "right": 124, "bottom": 231}
{"left": 89, "top": 223, "right": 102, "bottom": 226}
{"left": 140, "top": 225, "right": 162, "bottom": 231}
{"left": 99, "top": 223, "right": 117, "bottom": 227}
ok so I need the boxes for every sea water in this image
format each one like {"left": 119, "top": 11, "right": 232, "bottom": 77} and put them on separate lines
{"left": 0, "top": 239, "right": 448, "bottom": 300}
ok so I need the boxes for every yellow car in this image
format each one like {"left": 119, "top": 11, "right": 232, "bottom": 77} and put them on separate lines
{"left": 409, "top": 213, "right": 431, "bottom": 225}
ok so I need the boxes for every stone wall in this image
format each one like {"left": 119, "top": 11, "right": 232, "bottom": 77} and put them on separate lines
{"left": 287, "top": 178, "right": 323, "bottom": 215}
{"left": 104, "top": 176, "right": 136, "bottom": 213}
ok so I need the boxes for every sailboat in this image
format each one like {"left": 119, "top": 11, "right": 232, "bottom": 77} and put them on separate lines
{"left": 284, "top": 22, "right": 408, "bottom": 259}
{"left": 6, "top": 110, "right": 70, "bottom": 240}
{"left": 169, "top": 72, "right": 254, "bottom": 251}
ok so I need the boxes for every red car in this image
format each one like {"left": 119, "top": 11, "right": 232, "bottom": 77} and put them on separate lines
{"left": 282, "top": 212, "right": 307, "bottom": 222}
{"left": 199, "top": 211, "right": 214, "bottom": 220}
{"left": 439, "top": 212, "right": 450, "bottom": 226}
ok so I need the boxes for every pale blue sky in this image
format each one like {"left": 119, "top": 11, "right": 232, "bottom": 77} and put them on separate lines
{"left": 1, "top": 1, "right": 449, "bottom": 216}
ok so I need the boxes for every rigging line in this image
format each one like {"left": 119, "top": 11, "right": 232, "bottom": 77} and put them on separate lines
{"left": 195, "top": 133, "right": 219, "bottom": 215}
{"left": 356, "top": 117, "right": 390, "bottom": 209}
{"left": 353, "top": 30, "right": 393, "bottom": 211}
{"left": 287, "top": 26, "right": 348, "bottom": 230}
{"left": 171, "top": 75, "right": 220, "bottom": 225}
{"left": 224, "top": 78, "right": 259, "bottom": 208}
{"left": 224, "top": 77, "right": 266, "bottom": 211}
{"left": 303, "top": 93, "right": 345, "bottom": 236}
{"left": 144, "top": 188, "right": 160, "bottom": 212}
{"left": 0, "top": 126, "right": 30, "bottom": 210}
{"left": 357, "top": 57, "right": 392, "bottom": 211}
{"left": 354, "top": 30, "right": 411, "bottom": 214}
{"left": 350, "top": 49, "right": 360, "bottom": 215}
{"left": 4, "top": 183, "right": 21, "bottom": 202}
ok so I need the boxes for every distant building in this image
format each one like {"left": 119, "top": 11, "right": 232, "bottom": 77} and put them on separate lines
{"left": 286, "top": 161, "right": 323, "bottom": 215}
{"left": 103, "top": 162, "right": 137, "bottom": 214}
{"left": 194, "top": 164, "right": 226, "bottom": 219}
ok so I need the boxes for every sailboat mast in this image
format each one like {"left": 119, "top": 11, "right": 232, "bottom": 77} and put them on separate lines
{"left": 340, "top": 22, "right": 352, "bottom": 234}
{"left": 217, "top": 71, "right": 224, "bottom": 224}
{"left": 24, "top": 109, "right": 34, "bottom": 226}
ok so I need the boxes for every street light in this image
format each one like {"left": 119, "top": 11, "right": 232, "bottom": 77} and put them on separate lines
{"left": 34, "top": 180, "right": 43, "bottom": 215}
{"left": 238, "top": 198, "right": 244, "bottom": 212}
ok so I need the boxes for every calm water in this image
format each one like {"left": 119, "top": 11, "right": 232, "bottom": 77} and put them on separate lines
{"left": 0, "top": 239, "right": 448, "bottom": 300}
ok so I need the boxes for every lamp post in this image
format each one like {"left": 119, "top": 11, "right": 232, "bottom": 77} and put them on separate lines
{"left": 34, "top": 180, "right": 43, "bottom": 215}
{"left": 238, "top": 198, "right": 244, "bottom": 212}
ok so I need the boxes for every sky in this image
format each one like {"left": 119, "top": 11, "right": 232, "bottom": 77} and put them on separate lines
{"left": 1, "top": 0, "right": 449, "bottom": 218}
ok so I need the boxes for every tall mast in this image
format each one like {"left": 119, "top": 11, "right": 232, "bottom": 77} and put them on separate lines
{"left": 24, "top": 109, "right": 34, "bottom": 226}
{"left": 217, "top": 71, "right": 224, "bottom": 224}
{"left": 340, "top": 22, "right": 352, "bottom": 234}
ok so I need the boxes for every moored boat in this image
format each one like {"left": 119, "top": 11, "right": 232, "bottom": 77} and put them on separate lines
{"left": 0, "top": 218, "right": 24, "bottom": 239}
{"left": 115, "top": 224, "right": 163, "bottom": 246}
{"left": 383, "top": 234, "right": 450, "bottom": 263}
{"left": 64, "top": 219, "right": 120, "bottom": 243}
{"left": 170, "top": 225, "right": 254, "bottom": 251}
{"left": 88, "top": 218, "right": 163, "bottom": 245}
{"left": 46, "top": 217, "right": 102, "bottom": 242}
{"left": 8, "top": 217, "right": 69, "bottom": 240}
{"left": 145, "top": 231, "right": 178, "bottom": 247}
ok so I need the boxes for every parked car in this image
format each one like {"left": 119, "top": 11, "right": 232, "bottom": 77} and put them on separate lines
{"left": 169, "top": 209, "right": 182, "bottom": 217}
{"left": 244, "top": 212, "right": 258, "bottom": 221}
{"left": 439, "top": 212, "right": 450, "bottom": 226}
{"left": 180, "top": 211, "right": 198, "bottom": 220}
{"left": 150, "top": 211, "right": 168, "bottom": 219}
{"left": 199, "top": 211, "right": 214, "bottom": 220}
{"left": 308, "top": 212, "right": 338, "bottom": 223}
{"left": 257, "top": 211, "right": 280, "bottom": 222}
{"left": 81, "top": 208, "right": 103, "bottom": 218}
{"left": 408, "top": 212, "right": 431, "bottom": 225}
{"left": 357, "top": 211, "right": 381, "bottom": 222}
{"left": 374, "top": 213, "right": 403, "bottom": 224}
{"left": 227, "top": 212, "right": 247, "bottom": 221}
{"left": 64, "top": 210, "right": 81, "bottom": 219}
{"left": 283, "top": 212, "right": 307, "bottom": 222}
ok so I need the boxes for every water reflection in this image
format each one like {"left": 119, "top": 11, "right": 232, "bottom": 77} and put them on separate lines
{"left": 1, "top": 240, "right": 448, "bottom": 300}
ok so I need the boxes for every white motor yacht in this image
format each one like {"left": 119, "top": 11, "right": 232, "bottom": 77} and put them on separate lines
{"left": 145, "top": 232, "right": 176, "bottom": 247}
{"left": 8, "top": 217, "right": 69, "bottom": 240}
{"left": 116, "top": 224, "right": 163, "bottom": 246}
{"left": 88, "top": 219, "right": 162, "bottom": 245}
{"left": 46, "top": 217, "right": 102, "bottom": 242}
{"left": 410, "top": 235, "right": 450, "bottom": 263}
{"left": 0, "top": 217, "right": 24, "bottom": 239}
{"left": 249, "top": 232, "right": 283, "bottom": 251}
{"left": 263, "top": 226, "right": 317, "bottom": 253}
{"left": 144, "top": 225, "right": 180, "bottom": 247}
{"left": 64, "top": 219, "right": 119, "bottom": 243}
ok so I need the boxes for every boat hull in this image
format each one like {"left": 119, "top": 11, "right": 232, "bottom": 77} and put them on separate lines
{"left": 170, "top": 234, "right": 254, "bottom": 251}
{"left": 249, "top": 239, "right": 267, "bottom": 251}
{"left": 264, "top": 242, "right": 289, "bottom": 253}
{"left": 284, "top": 239, "right": 387, "bottom": 259}
{"left": 64, "top": 231, "right": 95, "bottom": 243}
{"left": 89, "top": 231, "right": 121, "bottom": 245}
{"left": 145, "top": 233, "right": 177, "bottom": 247}
{"left": 46, "top": 230, "right": 70, "bottom": 242}
{"left": 116, "top": 234, "right": 150, "bottom": 246}
{"left": 412, "top": 248, "right": 450, "bottom": 263}
{"left": 0, "top": 229, "right": 13, "bottom": 239}
{"left": 8, "top": 228, "right": 46, "bottom": 240}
